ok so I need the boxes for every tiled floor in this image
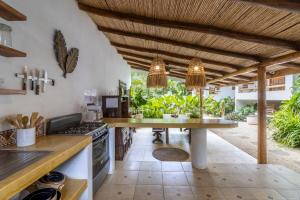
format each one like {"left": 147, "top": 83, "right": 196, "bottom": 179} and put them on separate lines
{"left": 211, "top": 122, "right": 300, "bottom": 173}
{"left": 94, "top": 128, "right": 300, "bottom": 200}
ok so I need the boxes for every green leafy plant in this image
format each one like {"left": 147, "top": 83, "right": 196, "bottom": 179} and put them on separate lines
{"left": 203, "top": 96, "right": 234, "bottom": 117}
{"left": 271, "top": 76, "right": 300, "bottom": 148}
{"left": 130, "top": 71, "right": 235, "bottom": 119}
{"left": 225, "top": 104, "right": 256, "bottom": 121}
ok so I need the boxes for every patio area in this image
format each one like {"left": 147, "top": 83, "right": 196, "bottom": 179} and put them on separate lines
{"left": 211, "top": 122, "right": 300, "bottom": 173}
{"left": 95, "top": 128, "right": 300, "bottom": 200}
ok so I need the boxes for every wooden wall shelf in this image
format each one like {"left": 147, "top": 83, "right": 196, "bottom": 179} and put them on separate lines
{"left": 0, "top": 88, "right": 26, "bottom": 95}
{"left": 0, "top": 44, "right": 26, "bottom": 57}
{"left": 0, "top": 1, "right": 26, "bottom": 21}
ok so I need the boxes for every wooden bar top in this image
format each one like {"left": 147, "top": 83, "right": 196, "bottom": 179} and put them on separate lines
{"left": 103, "top": 118, "right": 238, "bottom": 129}
{"left": 0, "top": 135, "right": 92, "bottom": 199}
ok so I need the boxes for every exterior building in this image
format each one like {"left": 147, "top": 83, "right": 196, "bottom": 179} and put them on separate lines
{"left": 235, "top": 75, "right": 296, "bottom": 112}
{"left": 208, "top": 75, "right": 298, "bottom": 113}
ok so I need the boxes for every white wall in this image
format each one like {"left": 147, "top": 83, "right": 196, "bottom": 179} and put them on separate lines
{"left": 204, "top": 86, "right": 235, "bottom": 100}
{"left": 213, "top": 86, "right": 235, "bottom": 101}
{"left": 235, "top": 75, "right": 294, "bottom": 101}
{"left": 0, "top": 0, "right": 130, "bottom": 131}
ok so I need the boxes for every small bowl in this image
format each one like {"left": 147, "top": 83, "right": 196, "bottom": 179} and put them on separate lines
{"left": 37, "top": 171, "right": 65, "bottom": 191}
{"left": 22, "top": 188, "right": 57, "bottom": 200}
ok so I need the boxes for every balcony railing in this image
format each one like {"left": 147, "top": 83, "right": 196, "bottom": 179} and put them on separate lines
{"left": 238, "top": 77, "right": 285, "bottom": 93}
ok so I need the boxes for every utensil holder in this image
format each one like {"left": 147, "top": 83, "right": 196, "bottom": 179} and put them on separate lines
{"left": 16, "top": 128, "right": 36, "bottom": 147}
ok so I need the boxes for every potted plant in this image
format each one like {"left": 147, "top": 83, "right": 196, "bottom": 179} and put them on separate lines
{"left": 6, "top": 112, "right": 44, "bottom": 147}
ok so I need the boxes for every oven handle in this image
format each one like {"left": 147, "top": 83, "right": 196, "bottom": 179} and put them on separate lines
{"left": 93, "top": 131, "right": 109, "bottom": 143}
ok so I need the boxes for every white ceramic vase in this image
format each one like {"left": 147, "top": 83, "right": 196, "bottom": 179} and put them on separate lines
{"left": 16, "top": 128, "right": 36, "bottom": 147}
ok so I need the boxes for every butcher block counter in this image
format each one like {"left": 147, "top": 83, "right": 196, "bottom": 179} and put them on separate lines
{"left": 103, "top": 117, "right": 237, "bottom": 170}
{"left": 103, "top": 118, "right": 238, "bottom": 128}
{"left": 0, "top": 135, "right": 92, "bottom": 200}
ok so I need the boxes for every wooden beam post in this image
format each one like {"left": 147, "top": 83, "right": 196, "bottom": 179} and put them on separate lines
{"left": 199, "top": 89, "right": 204, "bottom": 120}
{"left": 257, "top": 65, "right": 267, "bottom": 164}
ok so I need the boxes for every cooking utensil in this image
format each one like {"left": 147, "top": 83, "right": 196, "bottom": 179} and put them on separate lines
{"left": 30, "top": 112, "right": 39, "bottom": 128}
{"left": 36, "top": 69, "right": 40, "bottom": 95}
{"left": 42, "top": 70, "right": 48, "bottom": 93}
{"left": 22, "top": 116, "right": 29, "bottom": 129}
{"left": 30, "top": 70, "right": 35, "bottom": 91}
{"left": 34, "top": 116, "right": 44, "bottom": 127}
{"left": 16, "top": 114, "right": 23, "bottom": 128}
{"left": 23, "top": 66, "right": 28, "bottom": 91}
{"left": 6, "top": 118, "right": 20, "bottom": 129}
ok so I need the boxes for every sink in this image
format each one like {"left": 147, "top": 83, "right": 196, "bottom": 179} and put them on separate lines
{"left": 0, "top": 150, "right": 50, "bottom": 181}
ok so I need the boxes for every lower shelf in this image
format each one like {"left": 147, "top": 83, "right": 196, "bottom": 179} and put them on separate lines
{"left": 61, "top": 178, "right": 87, "bottom": 200}
{"left": 27, "top": 178, "right": 87, "bottom": 200}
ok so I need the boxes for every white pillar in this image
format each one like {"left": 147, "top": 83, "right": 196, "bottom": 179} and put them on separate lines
{"left": 191, "top": 128, "right": 207, "bottom": 169}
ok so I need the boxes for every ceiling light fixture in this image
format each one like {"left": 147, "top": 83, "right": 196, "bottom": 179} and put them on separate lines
{"left": 185, "top": 58, "right": 206, "bottom": 90}
{"left": 147, "top": 57, "right": 167, "bottom": 88}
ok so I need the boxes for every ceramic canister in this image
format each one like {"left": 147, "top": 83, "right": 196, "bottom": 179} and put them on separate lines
{"left": 16, "top": 128, "right": 36, "bottom": 147}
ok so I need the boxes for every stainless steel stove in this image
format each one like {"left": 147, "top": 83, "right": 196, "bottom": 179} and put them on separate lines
{"left": 59, "top": 122, "right": 107, "bottom": 139}
{"left": 46, "top": 113, "right": 109, "bottom": 194}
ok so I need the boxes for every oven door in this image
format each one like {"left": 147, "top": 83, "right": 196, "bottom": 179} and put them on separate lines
{"left": 92, "top": 130, "right": 109, "bottom": 178}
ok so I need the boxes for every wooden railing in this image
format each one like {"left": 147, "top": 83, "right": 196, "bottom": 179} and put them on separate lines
{"left": 238, "top": 76, "right": 285, "bottom": 93}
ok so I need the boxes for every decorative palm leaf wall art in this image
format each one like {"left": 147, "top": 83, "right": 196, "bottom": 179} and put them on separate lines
{"left": 54, "top": 30, "right": 79, "bottom": 78}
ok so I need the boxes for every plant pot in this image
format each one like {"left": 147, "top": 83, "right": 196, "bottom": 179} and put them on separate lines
{"left": 163, "top": 114, "right": 172, "bottom": 119}
{"left": 16, "top": 128, "right": 36, "bottom": 147}
{"left": 178, "top": 114, "right": 189, "bottom": 121}
{"left": 246, "top": 115, "right": 258, "bottom": 125}
{"left": 135, "top": 113, "right": 143, "bottom": 120}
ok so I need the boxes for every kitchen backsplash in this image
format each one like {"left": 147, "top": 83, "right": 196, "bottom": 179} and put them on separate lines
{"left": 0, "top": 123, "right": 45, "bottom": 147}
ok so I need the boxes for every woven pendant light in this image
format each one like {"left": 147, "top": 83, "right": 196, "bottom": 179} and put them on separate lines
{"left": 147, "top": 57, "right": 167, "bottom": 88}
{"left": 185, "top": 58, "right": 206, "bottom": 90}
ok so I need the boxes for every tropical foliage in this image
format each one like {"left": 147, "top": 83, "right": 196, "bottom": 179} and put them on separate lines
{"left": 130, "top": 71, "right": 235, "bottom": 119}
{"left": 204, "top": 96, "right": 234, "bottom": 117}
{"left": 225, "top": 104, "right": 257, "bottom": 121}
{"left": 271, "top": 75, "right": 300, "bottom": 147}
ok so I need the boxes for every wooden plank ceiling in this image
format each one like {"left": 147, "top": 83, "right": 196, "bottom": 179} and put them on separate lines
{"left": 78, "top": 0, "right": 300, "bottom": 86}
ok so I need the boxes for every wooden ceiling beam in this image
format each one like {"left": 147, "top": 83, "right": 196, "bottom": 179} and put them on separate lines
{"left": 119, "top": 50, "right": 226, "bottom": 77}
{"left": 99, "top": 26, "right": 261, "bottom": 61}
{"left": 217, "top": 67, "right": 300, "bottom": 87}
{"left": 122, "top": 56, "right": 224, "bottom": 78}
{"left": 79, "top": 2, "right": 298, "bottom": 50}
{"left": 208, "top": 52, "right": 300, "bottom": 84}
{"left": 130, "top": 64, "right": 186, "bottom": 79}
{"left": 129, "top": 62, "right": 216, "bottom": 81}
{"left": 124, "top": 56, "right": 252, "bottom": 82}
{"left": 111, "top": 42, "right": 243, "bottom": 70}
{"left": 236, "top": 0, "right": 300, "bottom": 13}
{"left": 123, "top": 56, "right": 251, "bottom": 82}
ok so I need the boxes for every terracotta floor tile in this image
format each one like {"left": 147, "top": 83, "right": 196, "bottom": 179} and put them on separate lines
{"left": 164, "top": 186, "right": 195, "bottom": 200}
{"left": 137, "top": 171, "right": 163, "bottom": 185}
{"left": 162, "top": 172, "right": 189, "bottom": 186}
{"left": 162, "top": 162, "right": 183, "bottom": 172}
{"left": 94, "top": 184, "right": 135, "bottom": 200}
{"left": 192, "top": 187, "right": 225, "bottom": 200}
{"left": 133, "top": 185, "right": 164, "bottom": 200}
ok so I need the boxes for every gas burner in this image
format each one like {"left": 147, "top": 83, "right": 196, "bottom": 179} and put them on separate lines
{"left": 57, "top": 121, "right": 107, "bottom": 139}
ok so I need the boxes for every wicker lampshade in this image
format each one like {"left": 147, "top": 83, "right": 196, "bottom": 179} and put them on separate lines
{"left": 185, "top": 58, "right": 206, "bottom": 90}
{"left": 147, "top": 57, "right": 168, "bottom": 88}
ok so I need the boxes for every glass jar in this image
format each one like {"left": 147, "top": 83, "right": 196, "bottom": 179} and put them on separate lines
{"left": 0, "top": 23, "right": 12, "bottom": 47}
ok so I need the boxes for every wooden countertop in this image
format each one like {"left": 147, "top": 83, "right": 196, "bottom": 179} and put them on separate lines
{"left": 0, "top": 135, "right": 92, "bottom": 199}
{"left": 103, "top": 118, "right": 238, "bottom": 129}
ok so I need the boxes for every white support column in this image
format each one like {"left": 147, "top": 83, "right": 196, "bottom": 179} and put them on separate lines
{"left": 191, "top": 128, "right": 207, "bottom": 169}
